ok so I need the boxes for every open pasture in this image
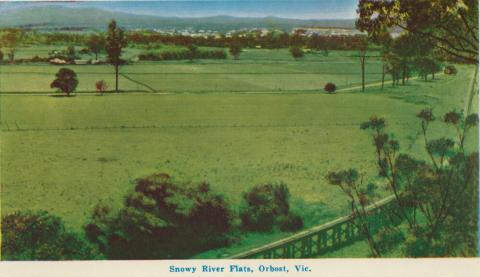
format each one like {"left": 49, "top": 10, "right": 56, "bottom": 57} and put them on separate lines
{"left": 1, "top": 66, "right": 476, "bottom": 234}
{"left": 0, "top": 49, "right": 385, "bottom": 93}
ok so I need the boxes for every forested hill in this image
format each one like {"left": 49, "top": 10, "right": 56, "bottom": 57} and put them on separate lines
{"left": 0, "top": 6, "right": 355, "bottom": 32}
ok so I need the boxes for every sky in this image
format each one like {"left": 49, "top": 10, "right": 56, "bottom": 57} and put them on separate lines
{"left": 0, "top": 0, "right": 359, "bottom": 19}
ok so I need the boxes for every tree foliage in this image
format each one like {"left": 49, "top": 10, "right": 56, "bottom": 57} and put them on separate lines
{"left": 328, "top": 109, "right": 478, "bottom": 257}
{"left": 1, "top": 211, "right": 99, "bottom": 260}
{"left": 0, "top": 28, "right": 24, "bottom": 63}
{"left": 240, "top": 184, "right": 303, "bottom": 232}
{"left": 324, "top": 82, "right": 337, "bottom": 94}
{"left": 87, "top": 34, "right": 106, "bottom": 60}
{"left": 187, "top": 44, "right": 199, "bottom": 61}
{"left": 95, "top": 80, "right": 108, "bottom": 94}
{"left": 289, "top": 46, "right": 304, "bottom": 60}
{"left": 229, "top": 42, "right": 243, "bottom": 60}
{"left": 356, "top": 0, "right": 478, "bottom": 64}
{"left": 106, "top": 20, "right": 127, "bottom": 92}
{"left": 50, "top": 68, "right": 78, "bottom": 96}
{"left": 85, "top": 173, "right": 233, "bottom": 259}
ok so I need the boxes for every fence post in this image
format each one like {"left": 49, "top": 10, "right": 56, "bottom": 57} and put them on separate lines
{"left": 345, "top": 222, "right": 351, "bottom": 241}
{"left": 306, "top": 236, "right": 313, "bottom": 257}
{"left": 283, "top": 244, "right": 291, "bottom": 258}
{"left": 300, "top": 239, "right": 307, "bottom": 258}
{"left": 316, "top": 233, "right": 322, "bottom": 254}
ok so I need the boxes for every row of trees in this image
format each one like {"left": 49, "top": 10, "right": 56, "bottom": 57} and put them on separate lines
{"left": 138, "top": 46, "right": 227, "bottom": 61}
{"left": 15, "top": 29, "right": 371, "bottom": 50}
{"left": 2, "top": 175, "right": 303, "bottom": 260}
{"left": 127, "top": 32, "right": 371, "bottom": 50}
{"left": 0, "top": 27, "right": 371, "bottom": 65}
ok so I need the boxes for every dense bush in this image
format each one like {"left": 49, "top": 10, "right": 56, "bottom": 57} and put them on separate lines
{"left": 240, "top": 184, "right": 303, "bottom": 232}
{"left": 279, "top": 213, "right": 304, "bottom": 232}
{"left": 138, "top": 49, "right": 227, "bottom": 61}
{"left": 444, "top": 65, "right": 457, "bottom": 75}
{"left": 85, "top": 173, "right": 233, "bottom": 259}
{"left": 1, "top": 211, "right": 99, "bottom": 260}
{"left": 324, "top": 82, "right": 337, "bottom": 94}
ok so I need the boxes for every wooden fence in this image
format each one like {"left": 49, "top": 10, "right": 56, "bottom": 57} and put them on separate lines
{"left": 229, "top": 195, "right": 398, "bottom": 259}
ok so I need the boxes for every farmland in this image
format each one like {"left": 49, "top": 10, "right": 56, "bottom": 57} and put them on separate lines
{"left": 0, "top": 49, "right": 386, "bottom": 93}
{"left": 0, "top": 48, "right": 477, "bottom": 258}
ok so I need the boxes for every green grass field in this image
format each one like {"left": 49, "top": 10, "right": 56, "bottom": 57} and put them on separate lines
{"left": 0, "top": 47, "right": 477, "bottom": 258}
{"left": 0, "top": 48, "right": 385, "bottom": 93}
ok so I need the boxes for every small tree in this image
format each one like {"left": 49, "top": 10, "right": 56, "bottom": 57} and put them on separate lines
{"left": 65, "top": 46, "right": 77, "bottom": 63}
{"left": 0, "top": 50, "right": 3, "bottom": 64}
{"left": 95, "top": 80, "right": 108, "bottom": 95}
{"left": 2, "top": 210, "right": 99, "bottom": 260}
{"left": 229, "top": 43, "right": 242, "bottom": 60}
{"left": 0, "top": 28, "right": 24, "bottom": 63}
{"left": 50, "top": 68, "right": 78, "bottom": 96}
{"left": 87, "top": 34, "right": 106, "bottom": 60}
{"left": 324, "top": 82, "right": 337, "bottom": 94}
{"left": 188, "top": 44, "right": 199, "bottom": 61}
{"left": 106, "top": 20, "right": 127, "bottom": 93}
{"left": 290, "top": 46, "right": 304, "bottom": 61}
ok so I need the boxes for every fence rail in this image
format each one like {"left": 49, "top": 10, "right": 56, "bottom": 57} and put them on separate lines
{"left": 229, "top": 195, "right": 397, "bottom": 259}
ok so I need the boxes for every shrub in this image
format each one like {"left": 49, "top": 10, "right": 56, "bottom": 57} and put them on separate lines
{"left": 279, "top": 213, "right": 304, "bottom": 232}
{"left": 324, "top": 82, "right": 337, "bottom": 94}
{"left": 1, "top": 210, "right": 99, "bottom": 260}
{"left": 375, "top": 228, "right": 405, "bottom": 254}
{"left": 85, "top": 173, "right": 233, "bottom": 259}
{"left": 444, "top": 65, "right": 457, "bottom": 75}
{"left": 0, "top": 50, "right": 3, "bottom": 63}
{"left": 290, "top": 46, "right": 304, "bottom": 60}
{"left": 95, "top": 80, "right": 108, "bottom": 93}
{"left": 240, "top": 184, "right": 303, "bottom": 232}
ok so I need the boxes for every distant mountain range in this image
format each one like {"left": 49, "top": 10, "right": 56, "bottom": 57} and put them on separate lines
{"left": 0, "top": 6, "right": 356, "bottom": 32}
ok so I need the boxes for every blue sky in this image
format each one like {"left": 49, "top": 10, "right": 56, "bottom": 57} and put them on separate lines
{"left": 0, "top": 0, "right": 359, "bottom": 19}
